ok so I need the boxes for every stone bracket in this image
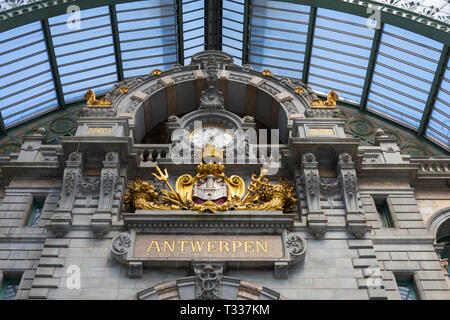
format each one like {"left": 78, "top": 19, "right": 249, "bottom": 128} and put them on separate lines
{"left": 307, "top": 212, "right": 328, "bottom": 238}
{"left": 346, "top": 211, "right": 371, "bottom": 238}
{"left": 47, "top": 212, "right": 72, "bottom": 238}
{"left": 91, "top": 213, "right": 112, "bottom": 238}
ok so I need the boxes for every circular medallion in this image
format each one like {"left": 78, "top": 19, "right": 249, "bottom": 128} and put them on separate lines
{"left": 49, "top": 117, "right": 76, "bottom": 134}
{"left": 348, "top": 119, "right": 375, "bottom": 136}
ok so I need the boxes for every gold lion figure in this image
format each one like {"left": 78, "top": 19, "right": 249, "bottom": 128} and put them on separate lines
{"left": 310, "top": 90, "right": 339, "bottom": 107}
{"left": 84, "top": 89, "right": 112, "bottom": 107}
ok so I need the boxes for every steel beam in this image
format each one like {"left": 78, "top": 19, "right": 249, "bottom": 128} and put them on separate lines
{"left": 41, "top": 19, "right": 65, "bottom": 108}
{"left": 302, "top": 6, "right": 316, "bottom": 84}
{"left": 359, "top": 23, "right": 383, "bottom": 110}
{"left": 176, "top": 0, "right": 184, "bottom": 65}
{"left": 417, "top": 45, "right": 449, "bottom": 137}
{"left": 0, "top": 112, "right": 7, "bottom": 136}
{"left": 109, "top": 5, "right": 124, "bottom": 81}
{"left": 242, "top": 0, "right": 251, "bottom": 65}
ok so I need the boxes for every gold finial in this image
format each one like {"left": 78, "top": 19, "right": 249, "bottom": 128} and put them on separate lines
{"left": 294, "top": 87, "right": 304, "bottom": 94}
{"left": 84, "top": 89, "right": 113, "bottom": 107}
{"left": 261, "top": 69, "right": 273, "bottom": 77}
{"left": 119, "top": 87, "right": 129, "bottom": 93}
{"left": 310, "top": 90, "right": 339, "bottom": 107}
{"left": 152, "top": 69, "right": 163, "bottom": 76}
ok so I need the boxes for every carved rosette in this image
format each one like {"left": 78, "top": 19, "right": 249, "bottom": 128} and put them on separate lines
{"left": 194, "top": 264, "right": 223, "bottom": 300}
{"left": 286, "top": 233, "right": 306, "bottom": 259}
{"left": 111, "top": 232, "right": 131, "bottom": 260}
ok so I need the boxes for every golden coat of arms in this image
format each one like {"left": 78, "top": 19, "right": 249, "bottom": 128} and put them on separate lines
{"left": 123, "top": 162, "right": 296, "bottom": 213}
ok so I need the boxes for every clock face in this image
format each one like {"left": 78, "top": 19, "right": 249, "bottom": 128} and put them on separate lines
{"left": 190, "top": 125, "right": 234, "bottom": 148}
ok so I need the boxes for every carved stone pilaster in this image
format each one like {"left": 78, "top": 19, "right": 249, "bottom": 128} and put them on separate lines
{"left": 194, "top": 263, "right": 223, "bottom": 300}
{"left": 93, "top": 152, "right": 119, "bottom": 237}
{"left": 301, "top": 153, "right": 327, "bottom": 237}
{"left": 48, "top": 152, "right": 83, "bottom": 237}
{"left": 337, "top": 152, "right": 370, "bottom": 238}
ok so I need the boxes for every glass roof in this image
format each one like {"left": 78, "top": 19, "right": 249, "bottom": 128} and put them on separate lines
{"left": 0, "top": 21, "right": 57, "bottom": 127}
{"left": 115, "top": 0, "right": 179, "bottom": 77}
{"left": 309, "top": 8, "right": 375, "bottom": 103}
{"left": 0, "top": 0, "right": 448, "bottom": 151}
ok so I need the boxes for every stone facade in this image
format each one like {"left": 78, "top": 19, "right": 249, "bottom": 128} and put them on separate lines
{"left": 0, "top": 51, "right": 449, "bottom": 300}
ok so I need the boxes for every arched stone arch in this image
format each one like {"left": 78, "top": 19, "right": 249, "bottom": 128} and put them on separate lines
{"left": 99, "top": 51, "right": 314, "bottom": 144}
{"left": 135, "top": 276, "right": 286, "bottom": 300}
{"left": 427, "top": 207, "right": 450, "bottom": 241}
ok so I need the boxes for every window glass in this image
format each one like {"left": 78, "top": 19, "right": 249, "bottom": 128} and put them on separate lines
{"left": 0, "top": 279, "right": 20, "bottom": 300}
{"left": 376, "top": 202, "right": 393, "bottom": 228}
{"left": 397, "top": 280, "right": 417, "bottom": 300}
{"left": 27, "top": 202, "right": 44, "bottom": 227}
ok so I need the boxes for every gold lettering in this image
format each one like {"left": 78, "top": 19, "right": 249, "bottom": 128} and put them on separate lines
{"left": 88, "top": 127, "right": 112, "bottom": 134}
{"left": 232, "top": 240, "right": 242, "bottom": 253}
{"left": 190, "top": 240, "right": 205, "bottom": 252}
{"left": 219, "top": 240, "right": 229, "bottom": 253}
{"left": 308, "top": 128, "right": 334, "bottom": 135}
{"left": 207, "top": 240, "right": 218, "bottom": 253}
{"left": 177, "top": 240, "right": 189, "bottom": 252}
{"left": 147, "top": 240, "right": 161, "bottom": 253}
{"left": 244, "top": 240, "right": 254, "bottom": 253}
{"left": 163, "top": 240, "right": 175, "bottom": 252}
{"left": 256, "top": 240, "right": 268, "bottom": 253}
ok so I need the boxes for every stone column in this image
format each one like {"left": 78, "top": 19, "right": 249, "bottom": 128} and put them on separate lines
{"left": 92, "top": 152, "right": 120, "bottom": 237}
{"left": 48, "top": 152, "right": 83, "bottom": 237}
{"left": 301, "top": 153, "right": 327, "bottom": 237}
{"left": 337, "top": 152, "right": 370, "bottom": 238}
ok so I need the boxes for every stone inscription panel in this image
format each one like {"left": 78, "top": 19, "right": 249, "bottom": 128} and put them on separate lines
{"left": 133, "top": 234, "right": 284, "bottom": 260}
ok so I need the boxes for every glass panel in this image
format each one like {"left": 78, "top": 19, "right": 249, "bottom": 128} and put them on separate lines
{"left": 0, "top": 280, "right": 20, "bottom": 300}
{"left": 309, "top": 8, "right": 375, "bottom": 103}
{"left": 49, "top": 6, "right": 118, "bottom": 103}
{"left": 367, "top": 24, "right": 444, "bottom": 131}
{"left": 182, "top": 0, "right": 204, "bottom": 65}
{"left": 28, "top": 202, "right": 44, "bottom": 227}
{"left": 248, "top": 0, "right": 310, "bottom": 77}
{"left": 397, "top": 280, "right": 417, "bottom": 300}
{"left": 376, "top": 203, "right": 393, "bottom": 228}
{"left": 117, "top": 0, "right": 178, "bottom": 76}
{"left": 222, "top": 0, "right": 244, "bottom": 64}
{"left": 0, "top": 21, "right": 58, "bottom": 127}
